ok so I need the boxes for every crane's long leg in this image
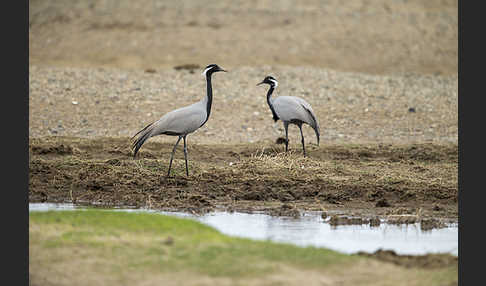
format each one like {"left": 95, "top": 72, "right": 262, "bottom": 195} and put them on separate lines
{"left": 298, "top": 124, "right": 306, "bottom": 157}
{"left": 167, "top": 136, "right": 182, "bottom": 177}
{"left": 284, "top": 121, "right": 289, "bottom": 153}
{"left": 183, "top": 135, "right": 189, "bottom": 176}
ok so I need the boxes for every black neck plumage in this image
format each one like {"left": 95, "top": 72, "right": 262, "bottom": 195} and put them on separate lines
{"left": 266, "top": 86, "right": 279, "bottom": 122}
{"left": 200, "top": 73, "right": 213, "bottom": 127}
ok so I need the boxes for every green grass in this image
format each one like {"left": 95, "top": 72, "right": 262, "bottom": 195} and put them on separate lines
{"left": 30, "top": 210, "right": 351, "bottom": 277}
{"left": 29, "top": 210, "right": 458, "bottom": 286}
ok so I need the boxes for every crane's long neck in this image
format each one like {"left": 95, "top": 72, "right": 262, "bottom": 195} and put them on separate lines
{"left": 267, "top": 86, "right": 274, "bottom": 106}
{"left": 205, "top": 74, "right": 213, "bottom": 119}
{"left": 199, "top": 73, "right": 213, "bottom": 127}
{"left": 266, "top": 86, "right": 275, "bottom": 106}
{"left": 266, "top": 86, "right": 280, "bottom": 122}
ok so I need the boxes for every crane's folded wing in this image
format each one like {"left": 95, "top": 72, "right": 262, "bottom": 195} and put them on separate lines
{"left": 152, "top": 103, "right": 207, "bottom": 135}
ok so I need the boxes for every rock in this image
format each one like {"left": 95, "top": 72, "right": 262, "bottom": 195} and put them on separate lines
{"left": 387, "top": 215, "right": 417, "bottom": 225}
{"left": 329, "top": 215, "right": 368, "bottom": 226}
{"left": 321, "top": 211, "right": 328, "bottom": 220}
{"left": 276, "top": 137, "right": 287, "bottom": 144}
{"left": 375, "top": 198, "right": 391, "bottom": 207}
{"left": 370, "top": 216, "right": 381, "bottom": 227}
{"left": 420, "top": 218, "right": 446, "bottom": 231}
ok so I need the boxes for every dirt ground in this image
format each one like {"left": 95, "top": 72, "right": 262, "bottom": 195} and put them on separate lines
{"left": 29, "top": 136, "right": 458, "bottom": 223}
{"left": 29, "top": 0, "right": 457, "bottom": 231}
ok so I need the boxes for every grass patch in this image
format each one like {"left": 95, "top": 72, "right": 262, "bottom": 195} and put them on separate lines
{"left": 30, "top": 210, "right": 457, "bottom": 286}
{"left": 30, "top": 210, "right": 349, "bottom": 276}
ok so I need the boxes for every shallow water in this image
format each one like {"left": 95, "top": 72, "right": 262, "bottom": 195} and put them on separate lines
{"left": 29, "top": 203, "right": 458, "bottom": 256}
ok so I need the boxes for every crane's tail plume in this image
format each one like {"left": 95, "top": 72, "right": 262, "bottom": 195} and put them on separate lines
{"left": 314, "top": 127, "right": 320, "bottom": 146}
{"left": 301, "top": 104, "right": 320, "bottom": 146}
{"left": 131, "top": 121, "right": 155, "bottom": 158}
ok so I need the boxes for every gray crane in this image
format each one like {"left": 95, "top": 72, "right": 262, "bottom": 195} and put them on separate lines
{"left": 131, "top": 64, "right": 226, "bottom": 176}
{"left": 257, "top": 76, "right": 320, "bottom": 157}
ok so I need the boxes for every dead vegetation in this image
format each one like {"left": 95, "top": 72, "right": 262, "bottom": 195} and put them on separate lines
{"left": 29, "top": 136, "right": 458, "bottom": 222}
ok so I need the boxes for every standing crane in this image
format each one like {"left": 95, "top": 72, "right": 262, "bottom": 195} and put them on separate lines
{"left": 257, "top": 76, "right": 320, "bottom": 157}
{"left": 131, "top": 64, "right": 226, "bottom": 176}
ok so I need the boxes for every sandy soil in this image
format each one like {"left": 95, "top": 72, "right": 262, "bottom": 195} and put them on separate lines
{"left": 29, "top": 0, "right": 457, "bottom": 75}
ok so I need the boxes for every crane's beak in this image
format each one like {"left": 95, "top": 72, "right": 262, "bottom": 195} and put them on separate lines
{"left": 256, "top": 81, "right": 264, "bottom": 86}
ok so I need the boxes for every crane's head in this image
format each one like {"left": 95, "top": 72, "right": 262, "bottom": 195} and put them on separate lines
{"left": 202, "top": 64, "right": 226, "bottom": 76}
{"left": 257, "top": 76, "right": 278, "bottom": 88}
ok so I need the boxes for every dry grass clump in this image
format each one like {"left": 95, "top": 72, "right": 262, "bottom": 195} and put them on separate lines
{"left": 247, "top": 149, "right": 327, "bottom": 173}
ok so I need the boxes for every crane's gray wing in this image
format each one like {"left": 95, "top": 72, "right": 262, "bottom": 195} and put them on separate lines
{"left": 273, "top": 96, "right": 315, "bottom": 125}
{"left": 273, "top": 96, "right": 320, "bottom": 144}
{"left": 152, "top": 102, "right": 207, "bottom": 136}
{"left": 131, "top": 101, "right": 206, "bottom": 157}
{"left": 293, "top": 97, "right": 320, "bottom": 132}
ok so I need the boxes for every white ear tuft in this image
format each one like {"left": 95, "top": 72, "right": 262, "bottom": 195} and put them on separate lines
{"left": 269, "top": 79, "right": 278, "bottom": 87}
{"left": 202, "top": 66, "right": 212, "bottom": 76}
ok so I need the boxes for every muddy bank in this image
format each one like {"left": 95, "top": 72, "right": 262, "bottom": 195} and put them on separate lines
{"left": 357, "top": 249, "right": 458, "bottom": 269}
{"left": 29, "top": 136, "right": 458, "bottom": 224}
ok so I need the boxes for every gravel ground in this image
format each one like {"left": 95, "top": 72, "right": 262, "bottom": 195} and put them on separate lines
{"left": 29, "top": 64, "right": 458, "bottom": 145}
{"left": 29, "top": 0, "right": 458, "bottom": 146}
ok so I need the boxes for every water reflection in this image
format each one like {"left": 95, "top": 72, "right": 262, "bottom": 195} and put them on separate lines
{"left": 29, "top": 203, "right": 458, "bottom": 256}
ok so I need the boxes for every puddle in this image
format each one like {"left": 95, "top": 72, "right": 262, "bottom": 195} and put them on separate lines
{"left": 29, "top": 203, "right": 458, "bottom": 256}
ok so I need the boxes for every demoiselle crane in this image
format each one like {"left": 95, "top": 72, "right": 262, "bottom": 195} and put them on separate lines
{"left": 257, "top": 76, "right": 320, "bottom": 157}
{"left": 131, "top": 64, "right": 226, "bottom": 176}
